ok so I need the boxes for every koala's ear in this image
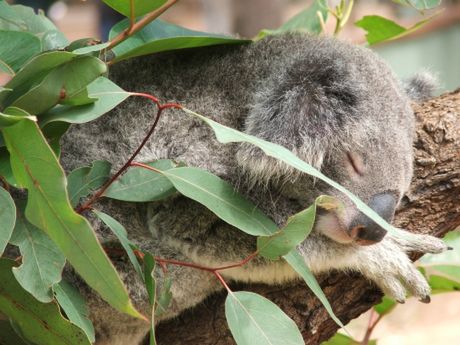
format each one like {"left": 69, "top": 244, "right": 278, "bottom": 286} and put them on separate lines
{"left": 403, "top": 71, "right": 438, "bottom": 102}
{"left": 236, "top": 56, "right": 362, "bottom": 185}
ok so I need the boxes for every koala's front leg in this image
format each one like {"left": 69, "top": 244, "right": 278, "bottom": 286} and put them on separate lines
{"left": 301, "top": 230, "right": 448, "bottom": 303}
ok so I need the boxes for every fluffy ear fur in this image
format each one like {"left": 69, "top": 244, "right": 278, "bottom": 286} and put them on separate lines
{"left": 404, "top": 71, "right": 438, "bottom": 102}
{"left": 236, "top": 54, "right": 364, "bottom": 184}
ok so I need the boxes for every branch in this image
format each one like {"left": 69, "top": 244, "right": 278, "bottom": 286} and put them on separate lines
{"left": 154, "top": 90, "right": 460, "bottom": 344}
{"left": 106, "top": 0, "right": 179, "bottom": 51}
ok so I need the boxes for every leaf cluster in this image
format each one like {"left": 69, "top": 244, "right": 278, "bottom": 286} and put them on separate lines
{"left": 0, "top": 1, "right": 451, "bottom": 345}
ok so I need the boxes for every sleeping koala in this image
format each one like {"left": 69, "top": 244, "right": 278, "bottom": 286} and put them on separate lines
{"left": 60, "top": 33, "right": 447, "bottom": 344}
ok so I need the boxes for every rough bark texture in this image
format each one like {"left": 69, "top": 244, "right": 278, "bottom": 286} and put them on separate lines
{"left": 155, "top": 90, "right": 460, "bottom": 345}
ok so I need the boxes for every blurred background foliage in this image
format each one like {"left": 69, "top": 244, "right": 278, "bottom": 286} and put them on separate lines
{"left": 9, "top": 0, "right": 460, "bottom": 93}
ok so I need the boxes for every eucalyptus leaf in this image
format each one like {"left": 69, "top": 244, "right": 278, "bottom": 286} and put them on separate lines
{"left": 12, "top": 56, "right": 107, "bottom": 115}
{"left": 0, "top": 31, "right": 41, "bottom": 72}
{"left": 355, "top": 15, "right": 432, "bottom": 45}
{"left": 54, "top": 281, "right": 95, "bottom": 343}
{"left": 258, "top": 196, "right": 341, "bottom": 260}
{"left": 0, "top": 319, "right": 37, "bottom": 345}
{"left": 103, "top": 0, "right": 167, "bottom": 17}
{"left": 321, "top": 333, "right": 375, "bottom": 345}
{"left": 104, "top": 160, "right": 178, "bottom": 202}
{"left": 1, "top": 4, "right": 68, "bottom": 50}
{"left": 2, "top": 119, "right": 143, "bottom": 319}
{"left": 182, "top": 108, "right": 400, "bottom": 238}
{"left": 373, "top": 296, "right": 397, "bottom": 315}
{"left": 154, "top": 276, "right": 172, "bottom": 317}
{"left": 9, "top": 203, "right": 65, "bottom": 303}
{"left": 93, "top": 210, "right": 143, "bottom": 279}
{"left": 0, "top": 259, "right": 90, "bottom": 345}
{"left": 109, "top": 19, "right": 249, "bottom": 62}
{"left": 225, "top": 291, "right": 304, "bottom": 345}
{"left": 0, "top": 107, "right": 37, "bottom": 128}
{"left": 0, "top": 111, "right": 36, "bottom": 128}
{"left": 67, "top": 161, "right": 111, "bottom": 208}
{"left": 0, "top": 185, "right": 15, "bottom": 255}
{"left": 0, "top": 147, "right": 16, "bottom": 186}
{"left": 161, "top": 167, "right": 277, "bottom": 236}
{"left": 143, "top": 253, "right": 157, "bottom": 345}
{"left": 3, "top": 51, "right": 76, "bottom": 107}
{"left": 40, "top": 77, "right": 130, "bottom": 126}
{"left": 283, "top": 250, "right": 343, "bottom": 327}
{"left": 258, "top": 0, "right": 328, "bottom": 38}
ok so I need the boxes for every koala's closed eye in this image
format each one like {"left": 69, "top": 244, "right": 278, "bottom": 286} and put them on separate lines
{"left": 346, "top": 152, "right": 365, "bottom": 177}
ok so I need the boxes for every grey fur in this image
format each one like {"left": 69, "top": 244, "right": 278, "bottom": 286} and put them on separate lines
{"left": 403, "top": 70, "right": 438, "bottom": 102}
{"left": 60, "top": 33, "right": 447, "bottom": 344}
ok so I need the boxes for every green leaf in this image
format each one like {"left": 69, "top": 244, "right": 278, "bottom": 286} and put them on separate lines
{"left": 0, "top": 87, "right": 12, "bottom": 106}
{"left": 104, "top": 160, "right": 178, "bottom": 202}
{"left": 12, "top": 56, "right": 107, "bottom": 115}
{"left": 39, "top": 77, "right": 130, "bottom": 126}
{"left": 2, "top": 119, "right": 143, "bottom": 319}
{"left": 3, "top": 51, "right": 76, "bottom": 107}
{"left": 72, "top": 42, "right": 110, "bottom": 55}
{"left": 9, "top": 203, "right": 65, "bottom": 303}
{"left": 258, "top": 196, "right": 341, "bottom": 260}
{"left": 0, "top": 319, "right": 34, "bottom": 345}
{"left": 103, "top": 0, "right": 167, "bottom": 17}
{"left": 258, "top": 0, "right": 328, "bottom": 38}
{"left": 0, "top": 258, "right": 90, "bottom": 345}
{"left": 143, "top": 253, "right": 156, "bottom": 307}
{"left": 0, "top": 186, "right": 15, "bottom": 255}
{"left": 0, "top": 147, "right": 17, "bottom": 187}
{"left": 425, "top": 274, "right": 460, "bottom": 294}
{"left": 0, "top": 107, "right": 37, "bottom": 129}
{"left": 154, "top": 276, "right": 172, "bottom": 317}
{"left": 321, "top": 333, "right": 370, "bottom": 345}
{"left": 355, "top": 15, "right": 432, "bottom": 45}
{"left": 0, "top": 110, "right": 36, "bottom": 128}
{"left": 109, "top": 19, "right": 250, "bottom": 62}
{"left": 93, "top": 210, "right": 143, "bottom": 279}
{"left": 225, "top": 291, "right": 304, "bottom": 345}
{"left": 0, "top": 4, "right": 68, "bottom": 50}
{"left": 67, "top": 161, "right": 111, "bottom": 208}
{"left": 59, "top": 88, "right": 97, "bottom": 107}
{"left": 182, "top": 108, "right": 400, "bottom": 238}
{"left": 54, "top": 281, "right": 95, "bottom": 343}
{"left": 283, "top": 251, "right": 343, "bottom": 328}
{"left": 142, "top": 253, "right": 157, "bottom": 345}
{"left": 161, "top": 167, "right": 277, "bottom": 236}
{"left": 373, "top": 296, "right": 397, "bottom": 315}
{"left": 0, "top": 31, "right": 41, "bottom": 72}
{"left": 392, "top": 0, "right": 441, "bottom": 10}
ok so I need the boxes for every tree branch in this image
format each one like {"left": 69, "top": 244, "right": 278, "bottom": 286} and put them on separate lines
{"left": 154, "top": 90, "right": 460, "bottom": 345}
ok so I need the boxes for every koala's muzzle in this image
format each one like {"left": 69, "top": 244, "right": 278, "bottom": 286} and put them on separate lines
{"left": 349, "top": 192, "right": 397, "bottom": 245}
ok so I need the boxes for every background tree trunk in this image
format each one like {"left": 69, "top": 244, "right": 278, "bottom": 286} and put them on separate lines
{"left": 155, "top": 90, "right": 460, "bottom": 345}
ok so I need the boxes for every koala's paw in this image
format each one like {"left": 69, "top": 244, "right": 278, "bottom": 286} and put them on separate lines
{"left": 357, "top": 232, "right": 448, "bottom": 303}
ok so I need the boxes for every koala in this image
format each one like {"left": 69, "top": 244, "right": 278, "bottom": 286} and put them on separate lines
{"left": 60, "top": 33, "right": 447, "bottom": 345}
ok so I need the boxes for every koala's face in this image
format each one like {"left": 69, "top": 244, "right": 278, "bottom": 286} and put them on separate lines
{"left": 239, "top": 35, "right": 428, "bottom": 245}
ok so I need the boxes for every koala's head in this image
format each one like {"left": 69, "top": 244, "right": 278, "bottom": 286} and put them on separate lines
{"left": 237, "top": 34, "right": 436, "bottom": 245}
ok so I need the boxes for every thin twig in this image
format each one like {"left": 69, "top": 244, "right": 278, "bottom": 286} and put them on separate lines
{"left": 128, "top": 0, "right": 136, "bottom": 32}
{"left": 76, "top": 93, "right": 181, "bottom": 213}
{"left": 360, "top": 309, "right": 383, "bottom": 345}
{"left": 106, "top": 0, "right": 179, "bottom": 51}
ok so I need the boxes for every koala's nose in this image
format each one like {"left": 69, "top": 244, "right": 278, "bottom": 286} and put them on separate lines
{"left": 348, "top": 192, "right": 397, "bottom": 245}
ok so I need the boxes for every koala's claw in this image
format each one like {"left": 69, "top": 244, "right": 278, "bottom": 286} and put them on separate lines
{"left": 354, "top": 231, "right": 445, "bottom": 304}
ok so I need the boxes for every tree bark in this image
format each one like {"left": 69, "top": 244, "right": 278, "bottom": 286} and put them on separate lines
{"left": 155, "top": 90, "right": 460, "bottom": 345}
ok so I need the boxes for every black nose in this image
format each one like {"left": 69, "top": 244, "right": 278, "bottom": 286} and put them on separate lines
{"left": 349, "top": 192, "right": 397, "bottom": 245}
